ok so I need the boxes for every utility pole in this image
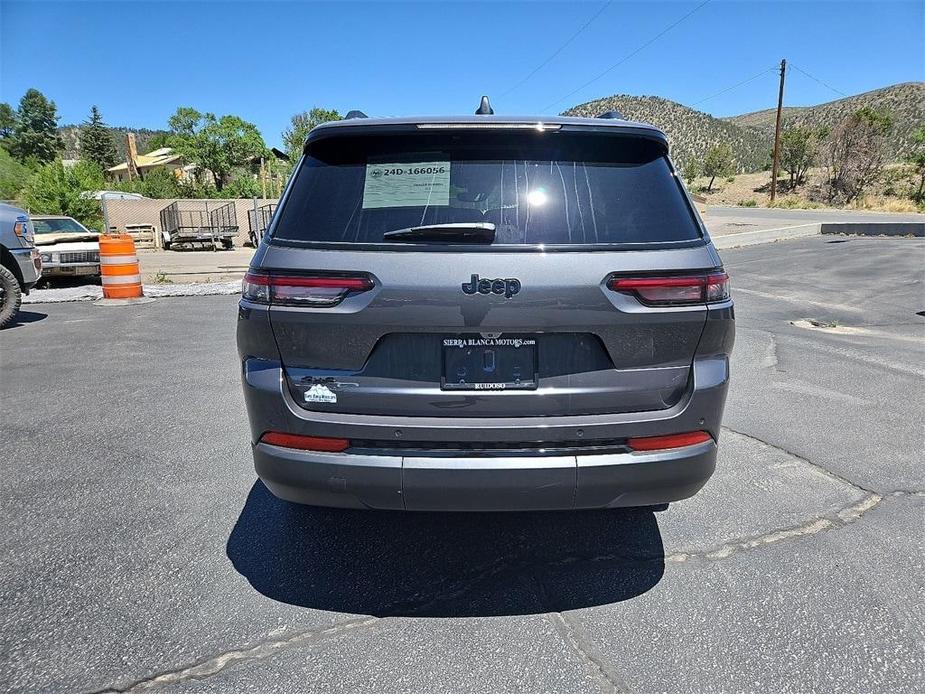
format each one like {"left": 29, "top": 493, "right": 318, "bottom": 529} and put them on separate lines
{"left": 770, "top": 58, "right": 787, "bottom": 202}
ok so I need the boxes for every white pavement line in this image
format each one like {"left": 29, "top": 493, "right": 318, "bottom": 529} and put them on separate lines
{"left": 716, "top": 222, "right": 820, "bottom": 237}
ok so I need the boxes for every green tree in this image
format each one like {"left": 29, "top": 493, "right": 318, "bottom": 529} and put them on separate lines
{"left": 825, "top": 107, "right": 893, "bottom": 203}
{"left": 778, "top": 126, "right": 820, "bottom": 189}
{"left": 166, "top": 108, "right": 267, "bottom": 191}
{"left": 682, "top": 160, "right": 700, "bottom": 186}
{"left": 143, "top": 132, "right": 171, "bottom": 153}
{"left": 222, "top": 174, "right": 262, "bottom": 198}
{"left": 906, "top": 127, "right": 925, "bottom": 203}
{"left": 282, "top": 107, "right": 341, "bottom": 162}
{"left": 5, "top": 89, "right": 63, "bottom": 164}
{"left": 0, "top": 103, "right": 15, "bottom": 138}
{"left": 0, "top": 147, "right": 30, "bottom": 200}
{"left": 79, "top": 105, "right": 119, "bottom": 170}
{"left": 136, "top": 167, "right": 181, "bottom": 198}
{"left": 23, "top": 160, "right": 105, "bottom": 228}
{"left": 702, "top": 143, "right": 734, "bottom": 192}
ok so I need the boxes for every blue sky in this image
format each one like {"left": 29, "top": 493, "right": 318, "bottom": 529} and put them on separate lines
{"left": 1, "top": 0, "right": 922, "bottom": 147}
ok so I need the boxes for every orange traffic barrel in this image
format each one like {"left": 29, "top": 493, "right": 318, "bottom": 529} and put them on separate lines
{"left": 99, "top": 234, "right": 143, "bottom": 299}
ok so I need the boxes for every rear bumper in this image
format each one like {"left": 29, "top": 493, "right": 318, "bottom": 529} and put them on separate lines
{"left": 254, "top": 439, "right": 716, "bottom": 511}
{"left": 242, "top": 356, "right": 728, "bottom": 511}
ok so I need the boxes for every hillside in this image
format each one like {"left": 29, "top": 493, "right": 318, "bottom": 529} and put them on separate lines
{"left": 563, "top": 95, "right": 771, "bottom": 174}
{"left": 58, "top": 126, "right": 168, "bottom": 163}
{"left": 725, "top": 82, "right": 925, "bottom": 161}
{"left": 564, "top": 82, "right": 924, "bottom": 174}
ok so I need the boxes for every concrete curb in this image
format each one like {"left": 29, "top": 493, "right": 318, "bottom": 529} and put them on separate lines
{"left": 713, "top": 220, "right": 925, "bottom": 249}
{"left": 93, "top": 297, "right": 157, "bottom": 307}
{"left": 712, "top": 223, "right": 821, "bottom": 249}
{"left": 820, "top": 222, "right": 925, "bottom": 237}
{"left": 23, "top": 280, "right": 241, "bottom": 305}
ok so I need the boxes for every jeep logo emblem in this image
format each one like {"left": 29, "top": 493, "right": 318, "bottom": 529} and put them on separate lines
{"left": 461, "top": 274, "right": 521, "bottom": 299}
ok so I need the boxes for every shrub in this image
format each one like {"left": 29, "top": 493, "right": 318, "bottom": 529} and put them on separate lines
{"left": 22, "top": 160, "right": 104, "bottom": 228}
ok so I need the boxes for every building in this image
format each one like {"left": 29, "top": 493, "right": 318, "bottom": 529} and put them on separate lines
{"left": 107, "top": 147, "right": 188, "bottom": 183}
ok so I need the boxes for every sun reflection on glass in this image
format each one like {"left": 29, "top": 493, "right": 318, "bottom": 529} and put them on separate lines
{"left": 527, "top": 189, "right": 548, "bottom": 206}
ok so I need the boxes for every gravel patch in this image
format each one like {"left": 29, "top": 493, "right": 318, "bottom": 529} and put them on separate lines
{"left": 23, "top": 281, "right": 241, "bottom": 304}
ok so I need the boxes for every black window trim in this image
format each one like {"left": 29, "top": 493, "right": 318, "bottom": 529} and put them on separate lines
{"left": 265, "top": 125, "right": 708, "bottom": 251}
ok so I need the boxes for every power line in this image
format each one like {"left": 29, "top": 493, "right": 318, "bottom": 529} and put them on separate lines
{"left": 789, "top": 63, "right": 849, "bottom": 98}
{"left": 500, "top": 1, "right": 613, "bottom": 99}
{"left": 542, "top": 0, "right": 712, "bottom": 113}
{"left": 690, "top": 66, "right": 779, "bottom": 108}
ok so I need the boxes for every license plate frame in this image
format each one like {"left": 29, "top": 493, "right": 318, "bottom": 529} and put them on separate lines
{"left": 441, "top": 335, "right": 538, "bottom": 391}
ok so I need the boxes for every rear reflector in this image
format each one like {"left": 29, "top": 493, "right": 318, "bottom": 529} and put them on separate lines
{"left": 243, "top": 271, "right": 373, "bottom": 307}
{"left": 627, "top": 431, "right": 713, "bottom": 452}
{"left": 260, "top": 432, "right": 350, "bottom": 452}
{"left": 608, "top": 272, "right": 729, "bottom": 306}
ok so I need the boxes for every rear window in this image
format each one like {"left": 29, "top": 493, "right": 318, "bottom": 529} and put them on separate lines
{"left": 272, "top": 129, "right": 701, "bottom": 247}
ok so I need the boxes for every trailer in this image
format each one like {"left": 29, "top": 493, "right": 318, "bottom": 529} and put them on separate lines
{"left": 246, "top": 203, "right": 277, "bottom": 247}
{"left": 158, "top": 200, "right": 238, "bottom": 250}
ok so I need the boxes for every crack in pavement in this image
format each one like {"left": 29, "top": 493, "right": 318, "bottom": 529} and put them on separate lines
{"left": 665, "top": 492, "right": 883, "bottom": 563}
{"left": 546, "top": 612, "right": 632, "bottom": 694}
{"left": 87, "top": 617, "right": 379, "bottom": 693}
{"left": 721, "top": 426, "right": 878, "bottom": 495}
{"left": 86, "top": 430, "right": 923, "bottom": 693}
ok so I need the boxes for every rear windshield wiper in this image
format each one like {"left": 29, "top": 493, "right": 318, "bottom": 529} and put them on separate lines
{"left": 381, "top": 222, "right": 496, "bottom": 244}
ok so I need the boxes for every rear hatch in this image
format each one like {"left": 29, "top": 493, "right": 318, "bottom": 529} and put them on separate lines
{"left": 254, "top": 123, "right": 723, "bottom": 418}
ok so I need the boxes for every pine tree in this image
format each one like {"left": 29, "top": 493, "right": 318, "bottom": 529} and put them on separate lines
{"left": 79, "top": 105, "right": 119, "bottom": 170}
{"left": 7, "top": 88, "right": 63, "bottom": 164}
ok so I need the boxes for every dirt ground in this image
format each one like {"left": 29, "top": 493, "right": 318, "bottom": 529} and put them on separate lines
{"left": 687, "top": 165, "right": 923, "bottom": 212}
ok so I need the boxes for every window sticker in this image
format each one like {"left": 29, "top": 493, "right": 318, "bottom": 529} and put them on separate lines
{"left": 362, "top": 162, "right": 451, "bottom": 209}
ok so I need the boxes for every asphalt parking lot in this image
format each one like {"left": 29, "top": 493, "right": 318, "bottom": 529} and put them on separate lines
{"left": 1, "top": 235, "right": 923, "bottom": 693}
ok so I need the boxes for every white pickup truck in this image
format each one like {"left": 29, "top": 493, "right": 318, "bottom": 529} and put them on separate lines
{"left": 32, "top": 216, "right": 101, "bottom": 279}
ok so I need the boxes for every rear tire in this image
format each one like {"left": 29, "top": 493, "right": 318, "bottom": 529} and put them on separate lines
{"left": 0, "top": 265, "right": 23, "bottom": 329}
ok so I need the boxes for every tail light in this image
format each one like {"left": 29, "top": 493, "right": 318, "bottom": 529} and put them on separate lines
{"left": 243, "top": 271, "right": 373, "bottom": 307}
{"left": 260, "top": 432, "right": 350, "bottom": 452}
{"left": 627, "top": 431, "right": 713, "bottom": 451}
{"left": 608, "top": 271, "right": 729, "bottom": 306}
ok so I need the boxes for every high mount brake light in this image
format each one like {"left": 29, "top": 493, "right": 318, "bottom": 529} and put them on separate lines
{"left": 627, "top": 431, "right": 713, "bottom": 452}
{"left": 242, "top": 271, "right": 373, "bottom": 307}
{"left": 608, "top": 272, "right": 729, "bottom": 306}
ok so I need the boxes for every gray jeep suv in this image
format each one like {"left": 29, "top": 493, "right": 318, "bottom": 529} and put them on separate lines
{"left": 237, "top": 106, "right": 734, "bottom": 511}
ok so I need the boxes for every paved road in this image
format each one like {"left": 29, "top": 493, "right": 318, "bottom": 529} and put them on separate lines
{"left": 1, "top": 236, "right": 923, "bottom": 693}
{"left": 705, "top": 205, "right": 924, "bottom": 238}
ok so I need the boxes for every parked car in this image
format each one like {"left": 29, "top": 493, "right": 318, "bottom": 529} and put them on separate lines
{"left": 0, "top": 203, "right": 42, "bottom": 328}
{"left": 32, "top": 216, "right": 101, "bottom": 279}
{"left": 236, "top": 101, "right": 734, "bottom": 511}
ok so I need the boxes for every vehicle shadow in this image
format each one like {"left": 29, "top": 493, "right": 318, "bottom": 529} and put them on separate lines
{"left": 227, "top": 481, "right": 665, "bottom": 618}
{"left": 2, "top": 310, "right": 47, "bottom": 329}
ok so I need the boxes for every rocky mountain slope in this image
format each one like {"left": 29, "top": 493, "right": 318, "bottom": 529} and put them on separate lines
{"left": 58, "top": 126, "right": 168, "bottom": 163}
{"left": 564, "top": 82, "right": 924, "bottom": 174}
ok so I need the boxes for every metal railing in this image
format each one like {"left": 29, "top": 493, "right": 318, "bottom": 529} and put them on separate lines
{"left": 159, "top": 200, "right": 238, "bottom": 242}
{"left": 247, "top": 203, "right": 277, "bottom": 245}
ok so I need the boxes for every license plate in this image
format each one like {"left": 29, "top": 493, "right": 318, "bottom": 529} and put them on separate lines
{"left": 441, "top": 335, "right": 538, "bottom": 390}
